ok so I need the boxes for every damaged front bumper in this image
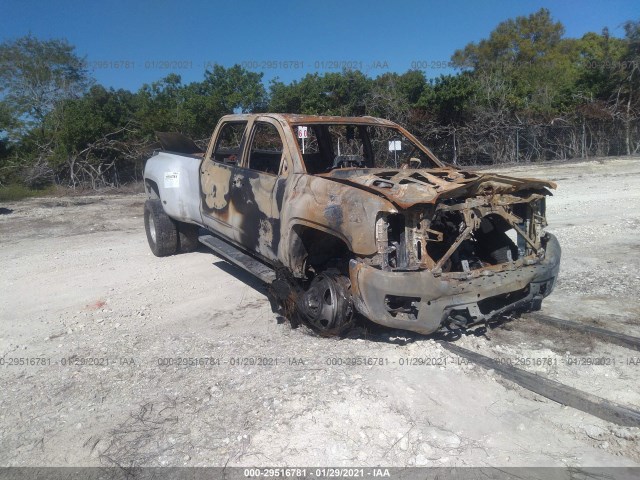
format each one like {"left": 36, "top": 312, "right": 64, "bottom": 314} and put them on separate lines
{"left": 349, "top": 233, "right": 561, "bottom": 334}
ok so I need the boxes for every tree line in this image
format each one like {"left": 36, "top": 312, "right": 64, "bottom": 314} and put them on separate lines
{"left": 0, "top": 9, "right": 638, "bottom": 190}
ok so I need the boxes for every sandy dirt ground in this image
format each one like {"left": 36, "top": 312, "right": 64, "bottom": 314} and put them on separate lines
{"left": 1, "top": 157, "right": 639, "bottom": 468}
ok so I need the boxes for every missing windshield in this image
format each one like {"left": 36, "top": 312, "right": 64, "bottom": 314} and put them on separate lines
{"left": 293, "top": 124, "right": 439, "bottom": 173}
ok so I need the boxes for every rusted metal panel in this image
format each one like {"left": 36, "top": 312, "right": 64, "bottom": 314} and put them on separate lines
{"left": 317, "top": 169, "right": 555, "bottom": 209}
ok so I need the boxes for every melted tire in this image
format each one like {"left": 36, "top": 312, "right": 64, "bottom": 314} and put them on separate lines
{"left": 144, "top": 200, "right": 178, "bottom": 257}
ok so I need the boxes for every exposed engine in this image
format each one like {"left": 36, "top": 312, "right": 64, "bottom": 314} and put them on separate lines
{"left": 374, "top": 193, "right": 548, "bottom": 274}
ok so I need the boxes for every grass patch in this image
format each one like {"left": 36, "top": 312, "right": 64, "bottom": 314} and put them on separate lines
{"left": 0, "top": 184, "right": 57, "bottom": 202}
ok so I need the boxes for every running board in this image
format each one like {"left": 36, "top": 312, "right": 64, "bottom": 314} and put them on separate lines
{"left": 199, "top": 234, "right": 276, "bottom": 284}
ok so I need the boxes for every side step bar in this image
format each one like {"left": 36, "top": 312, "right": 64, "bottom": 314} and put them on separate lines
{"left": 199, "top": 234, "right": 276, "bottom": 284}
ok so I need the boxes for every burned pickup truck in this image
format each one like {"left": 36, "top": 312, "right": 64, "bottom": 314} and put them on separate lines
{"left": 143, "top": 114, "right": 560, "bottom": 335}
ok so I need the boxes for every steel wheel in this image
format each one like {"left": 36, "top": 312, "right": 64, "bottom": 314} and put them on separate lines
{"left": 300, "top": 272, "right": 354, "bottom": 335}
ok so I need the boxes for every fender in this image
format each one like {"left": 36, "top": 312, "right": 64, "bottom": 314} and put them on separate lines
{"left": 143, "top": 151, "right": 203, "bottom": 224}
{"left": 281, "top": 173, "right": 397, "bottom": 260}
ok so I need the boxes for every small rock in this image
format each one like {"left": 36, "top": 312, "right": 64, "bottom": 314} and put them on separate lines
{"left": 583, "top": 424, "right": 607, "bottom": 440}
{"left": 399, "top": 435, "right": 409, "bottom": 451}
{"left": 612, "top": 428, "right": 636, "bottom": 440}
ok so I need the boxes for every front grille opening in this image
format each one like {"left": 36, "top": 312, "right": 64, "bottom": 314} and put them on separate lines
{"left": 477, "top": 285, "right": 530, "bottom": 315}
{"left": 427, "top": 212, "right": 520, "bottom": 272}
{"left": 385, "top": 295, "right": 420, "bottom": 319}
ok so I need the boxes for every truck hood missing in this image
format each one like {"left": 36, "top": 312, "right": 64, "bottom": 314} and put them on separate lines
{"left": 318, "top": 168, "right": 555, "bottom": 209}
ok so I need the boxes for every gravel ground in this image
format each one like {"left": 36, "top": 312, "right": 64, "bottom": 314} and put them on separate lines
{"left": 1, "top": 157, "right": 639, "bottom": 468}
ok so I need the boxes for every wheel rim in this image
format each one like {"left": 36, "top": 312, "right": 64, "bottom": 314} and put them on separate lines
{"left": 149, "top": 215, "right": 156, "bottom": 244}
{"left": 301, "top": 274, "right": 353, "bottom": 332}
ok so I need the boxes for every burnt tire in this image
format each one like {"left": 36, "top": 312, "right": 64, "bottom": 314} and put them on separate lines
{"left": 177, "top": 222, "right": 200, "bottom": 253}
{"left": 299, "top": 272, "right": 355, "bottom": 336}
{"left": 144, "top": 199, "right": 178, "bottom": 257}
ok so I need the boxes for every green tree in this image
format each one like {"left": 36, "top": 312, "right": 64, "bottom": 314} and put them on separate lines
{"left": 574, "top": 29, "right": 626, "bottom": 100}
{"left": 452, "top": 8, "right": 564, "bottom": 69}
{"left": 418, "top": 73, "right": 477, "bottom": 123}
{"left": 0, "top": 35, "right": 92, "bottom": 140}
{"left": 181, "top": 65, "right": 267, "bottom": 139}
{"left": 618, "top": 20, "right": 640, "bottom": 154}
{"left": 452, "top": 8, "right": 579, "bottom": 113}
{"left": 44, "top": 85, "right": 139, "bottom": 187}
{"left": 135, "top": 65, "right": 268, "bottom": 140}
{"left": 269, "top": 70, "right": 372, "bottom": 115}
{"left": 201, "top": 64, "right": 267, "bottom": 113}
{"left": 135, "top": 73, "right": 187, "bottom": 138}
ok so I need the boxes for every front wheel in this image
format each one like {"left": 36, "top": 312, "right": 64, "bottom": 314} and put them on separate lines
{"left": 144, "top": 200, "right": 178, "bottom": 257}
{"left": 299, "top": 272, "right": 355, "bottom": 336}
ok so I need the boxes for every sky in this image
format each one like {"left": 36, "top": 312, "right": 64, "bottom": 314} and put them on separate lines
{"left": 1, "top": 0, "right": 638, "bottom": 92}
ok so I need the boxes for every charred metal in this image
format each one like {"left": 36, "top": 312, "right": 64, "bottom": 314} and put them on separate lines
{"left": 144, "top": 113, "right": 561, "bottom": 336}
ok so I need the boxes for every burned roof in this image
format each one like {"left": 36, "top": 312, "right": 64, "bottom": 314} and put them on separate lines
{"left": 218, "top": 113, "right": 397, "bottom": 127}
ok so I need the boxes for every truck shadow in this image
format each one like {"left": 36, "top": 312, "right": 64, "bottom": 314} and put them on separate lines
{"left": 208, "top": 257, "right": 291, "bottom": 326}
{"left": 211, "top": 259, "right": 270, "bottom": 295}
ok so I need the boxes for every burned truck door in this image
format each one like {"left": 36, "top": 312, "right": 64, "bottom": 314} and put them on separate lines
{"left": 233, "top": 118, "right": 288, "bottom": 262}
{"left": 200, "top": 121, "right": 249, "bottom": 242}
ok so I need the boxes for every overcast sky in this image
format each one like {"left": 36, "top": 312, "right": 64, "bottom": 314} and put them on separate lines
{"left": 1, "top": 0, "right": 638, "bottom": 91}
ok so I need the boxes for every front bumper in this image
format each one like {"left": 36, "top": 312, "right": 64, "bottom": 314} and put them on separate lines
{"left": 349, "top": 233, "right": 561, "bottom": 334}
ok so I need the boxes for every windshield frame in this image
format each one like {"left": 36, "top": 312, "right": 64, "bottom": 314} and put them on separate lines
{"left": 288, "top": 122, "right": 445, "bottom": 174}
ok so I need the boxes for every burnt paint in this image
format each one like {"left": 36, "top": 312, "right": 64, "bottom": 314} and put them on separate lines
{"left": 228, "top": 168, "right": 282, "bottom": 260}
{"left": 271, "top": 178, "right": 287, "bottom": 255}
{"left": 200, "top": 170, "right": 232, "bottom": 223}
{"left": 324, "top": 202, "right": 344, "bottom": 230}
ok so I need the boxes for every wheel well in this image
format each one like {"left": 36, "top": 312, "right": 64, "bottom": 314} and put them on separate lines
{"left": 289, "top": 225, "right": 351, "bottom": 277}
{"left": 145, "top": 179, "right": 160, "bottom": 200}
